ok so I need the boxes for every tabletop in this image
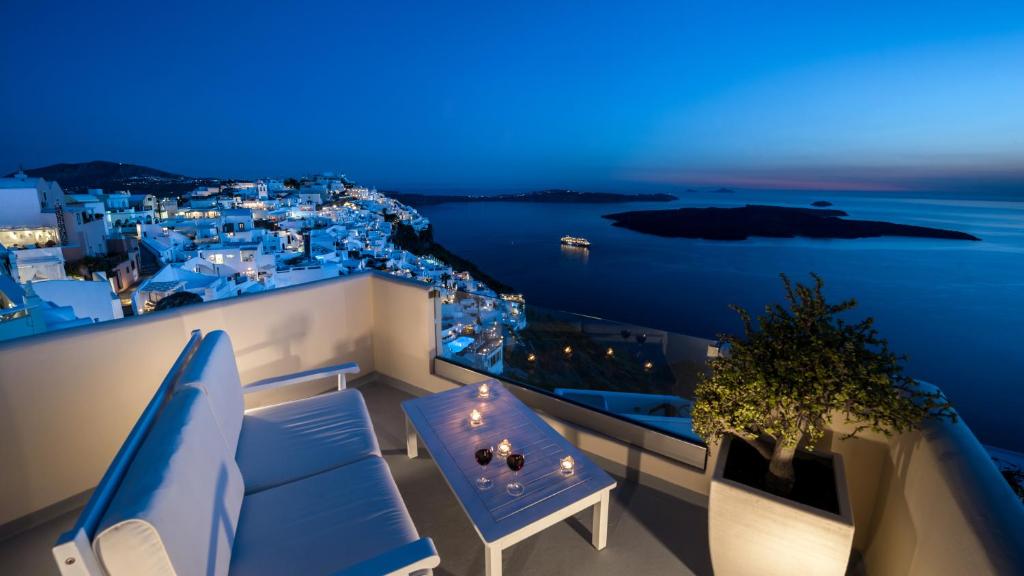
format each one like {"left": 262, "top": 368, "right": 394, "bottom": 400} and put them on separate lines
{"left": 402, "top": 381, "right": 616, "bottom": 543}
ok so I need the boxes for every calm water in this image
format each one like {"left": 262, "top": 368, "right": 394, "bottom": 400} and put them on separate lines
{"left": 417, "top": 190, "right": 1024, "bottom": 451}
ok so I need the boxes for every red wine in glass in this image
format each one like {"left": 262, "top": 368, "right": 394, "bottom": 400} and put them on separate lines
{"left": 506, "top": 453, "right": 525, "bottom": 496}
{"left": 475, "top": 447, "right": 494, "bottom": 490}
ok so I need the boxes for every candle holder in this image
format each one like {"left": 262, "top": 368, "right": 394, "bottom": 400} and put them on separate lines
{"left": 559, "top": 455, "right": 576, "bottom": 477}
{"left": 469, "top": 409, "right": 483, "bottom": 428}
{"left": 477, "top": 382, "right": 491, "bottom": 399}
{"left": 496, "top": 438, "right": 512, "bottom": 459}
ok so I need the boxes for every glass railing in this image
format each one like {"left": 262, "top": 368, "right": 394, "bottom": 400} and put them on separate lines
{"left": 436, "top": 290, "right": 717, "bottom": 443}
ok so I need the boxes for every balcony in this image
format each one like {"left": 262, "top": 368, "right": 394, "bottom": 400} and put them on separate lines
{"left": 0, "top": 272, "right": 1021, "bottom": 575}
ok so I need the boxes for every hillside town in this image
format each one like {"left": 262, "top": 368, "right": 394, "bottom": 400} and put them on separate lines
{"left": 0, "top": 170, "right": 526, "bottom": 371}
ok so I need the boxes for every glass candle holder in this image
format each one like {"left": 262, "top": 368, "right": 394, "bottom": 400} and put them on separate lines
{"left": 496, "top": 438, "right": 512, "bottom": 459}
{"left": 469, "top": 409, "right": 483, "bottom": 427}
{"left": 559, "top": 455, "right": 575, "bottom": 476}
{"left": 477, "top": 382, "right": 491, "bottom": 399}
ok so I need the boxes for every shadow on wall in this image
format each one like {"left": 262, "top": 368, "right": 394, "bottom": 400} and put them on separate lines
{"left": 863, "top": 439, "right": 918, "bottom": 575}
{"left": 334, "top": 335, "right": 372, "bottom": 375}
{"left": 233, "top": 313, "right": 312, "bottom": 383}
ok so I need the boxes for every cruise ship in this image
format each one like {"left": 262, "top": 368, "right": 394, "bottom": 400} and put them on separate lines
{"left": 560, "top": 235, "right": 591, "bottom": 248}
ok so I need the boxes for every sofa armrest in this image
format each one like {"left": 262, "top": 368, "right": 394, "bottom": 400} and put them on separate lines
{"left": 333, "top": 537, "right": 440, "bottom": 576}
{"left": 242, "top": 362, "right": 360, "bottom": 395}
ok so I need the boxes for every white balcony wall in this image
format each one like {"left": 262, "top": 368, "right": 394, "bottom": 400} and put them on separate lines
{"left": 0, "top": 272, "right": 377, "bottom": 528}
{"left": 371, "top": 278, "right": 455, "bottom": 396}
{"left": 842, "top": 419, "right": 1024, "bottom": 574}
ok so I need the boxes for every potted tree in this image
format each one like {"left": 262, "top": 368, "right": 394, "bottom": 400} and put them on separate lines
{"left": 693, "top": 274, "right": 953, "bottom": 576}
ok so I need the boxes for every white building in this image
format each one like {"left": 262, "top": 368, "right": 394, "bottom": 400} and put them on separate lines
{"left": 0, "top": 172, "right": 61, "bottom": 228}
{"left": 274, "top": 263, "right": 341, "bottom": 288}
{"left": 219, "top": 209, "right": 256, "bottom": 241}
{"left": 138, "top": 224, "right": 192, "bottom": 263}
{"left": 0, "top": 227, "right": 66, "bottom": 283}
{"left": 197, "top": 241, "right": 275, "bottom": 283}
{"left": 158, "top": 197, "right": 178, "bottom": 220}
{"left": 0, "top": 281, "right": 92, "bottom": 341}
{"left": 131, "top": 264, "right": 237, "bottom": 314}
{"left": 102, "top": 192, "right": 156, "bottom": 235}
{"left": 31, "top": 279, "right": 123, "bottom": 323}
{"left": 62, "top": 196, "right": 109, "bottom": 258}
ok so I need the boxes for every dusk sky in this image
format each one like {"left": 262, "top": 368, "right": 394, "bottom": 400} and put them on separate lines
{"left": 2, "top": 1, "right": 1022, "bottom": 193}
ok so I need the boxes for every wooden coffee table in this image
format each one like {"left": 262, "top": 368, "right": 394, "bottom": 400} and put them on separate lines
{"left": 402, "top": 381, "right": 616, "bottom": 576}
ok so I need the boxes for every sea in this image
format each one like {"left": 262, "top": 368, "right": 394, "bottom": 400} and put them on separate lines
{"left": 414, "top": 189, "right": 1024, "bottom": 452}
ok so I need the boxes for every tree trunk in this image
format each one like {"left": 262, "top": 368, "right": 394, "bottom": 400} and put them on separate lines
{"left": 766, "top": 441, "right": 797, "bottom": 496}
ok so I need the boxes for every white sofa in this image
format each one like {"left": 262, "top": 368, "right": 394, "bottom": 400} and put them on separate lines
{"left": 53, "top": 330, "right": 440, "bottom": 576}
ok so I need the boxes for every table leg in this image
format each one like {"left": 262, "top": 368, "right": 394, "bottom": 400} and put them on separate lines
{"left": 592, "top": 490, "right": 609, "bottom": 550}
{"left": 406, "top": 416, "right": 418, "bottom": 459}
{"left": 485, "top": 543, "right": 502, "bottom": 576}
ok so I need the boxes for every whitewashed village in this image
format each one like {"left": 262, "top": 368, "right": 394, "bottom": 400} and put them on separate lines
{"left": 0, "top": 171, "right": 524, "bottom": 372}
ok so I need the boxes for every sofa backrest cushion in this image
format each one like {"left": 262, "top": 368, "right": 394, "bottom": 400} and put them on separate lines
{"left": 93, "top": 387, "right": 245, "bottom": 576}
{"left": 179, "top": 330, "right": 245, "bottom": 454}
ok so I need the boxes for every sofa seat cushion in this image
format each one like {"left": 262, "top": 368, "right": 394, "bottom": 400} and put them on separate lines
{"left": 94, "top": 387, "right": 245, "bottom": 576}
{"left": 229, "top": 456, "right": 418, "bottom": 576}
{"left": 236, "top": 389, "right": 381, "bottom": 494}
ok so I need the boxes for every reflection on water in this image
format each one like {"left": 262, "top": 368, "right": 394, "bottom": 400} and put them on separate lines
{"left": 560, "top": 244, "right": 589, "bottom": 263}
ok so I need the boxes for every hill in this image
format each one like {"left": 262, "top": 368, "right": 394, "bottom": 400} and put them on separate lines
{"left": 7, "top": 161, "right": 216, "bottom": 196}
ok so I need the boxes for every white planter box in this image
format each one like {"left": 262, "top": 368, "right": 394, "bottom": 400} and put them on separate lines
{"left": 709, "top": 436, "right": 855, "bottom": 576}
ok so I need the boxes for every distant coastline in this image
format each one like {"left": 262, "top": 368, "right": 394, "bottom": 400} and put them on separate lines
{"left": 602, "top": 204, "right": 981, "bottom": 241}
{"left": 389, "top": 189, "right": 677, "bottom": 207}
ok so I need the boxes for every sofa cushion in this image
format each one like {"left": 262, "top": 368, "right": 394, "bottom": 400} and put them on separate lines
{"left": 94, "top": 387, "right": 245, "bottom": 576}
{"left": 236, "top": 389, "right": 381, "bottom": 494}
{"left": 180, "top": 330, "right": 245, "bottom": 454}
{"left": 229, "top": 456, "right": 418, "bottom": 576}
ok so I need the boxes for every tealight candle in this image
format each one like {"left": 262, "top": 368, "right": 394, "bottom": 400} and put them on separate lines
{"left": 643, "top": 360, "right": 654, "bottom": 371}
{"left": 477, "top": 382, "right": 490, "bottom": 399}
{"left": 560, "top": 455, "right": 575, "bottom": 476}
{"left": 563, "top": 345, "right": 573, "bottom": 355}
{"left": 606, "top": 347, "right": 614, "bottom": 357}
{"left": 469, "top": 409, "right": 483, "bottom": 427}
{"left": 527, "top": 353, "right": 537, "bottom": 362}
{"left": 497, "top": 438, "right": 512, "bottom": 458}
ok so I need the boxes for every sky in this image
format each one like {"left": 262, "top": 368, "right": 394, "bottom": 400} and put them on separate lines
{"left": 1, "top": 1, "right": 1023, "bottom": 193}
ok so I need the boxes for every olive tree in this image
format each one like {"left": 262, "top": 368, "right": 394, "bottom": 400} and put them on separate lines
{"left": 692, "top": 274, "right": 954, "bottom": 496}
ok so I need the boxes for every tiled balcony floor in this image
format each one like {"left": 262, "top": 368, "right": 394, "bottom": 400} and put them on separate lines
{"left": 0, "top": 379, "right": 714, "bottom": 575}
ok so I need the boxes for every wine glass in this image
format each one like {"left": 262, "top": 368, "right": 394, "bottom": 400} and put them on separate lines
{"left": 475, "top": 447, "right": 494, "bottom": 490}
{"left": 506, "top": 452, "right": 526, "bottom": 496}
